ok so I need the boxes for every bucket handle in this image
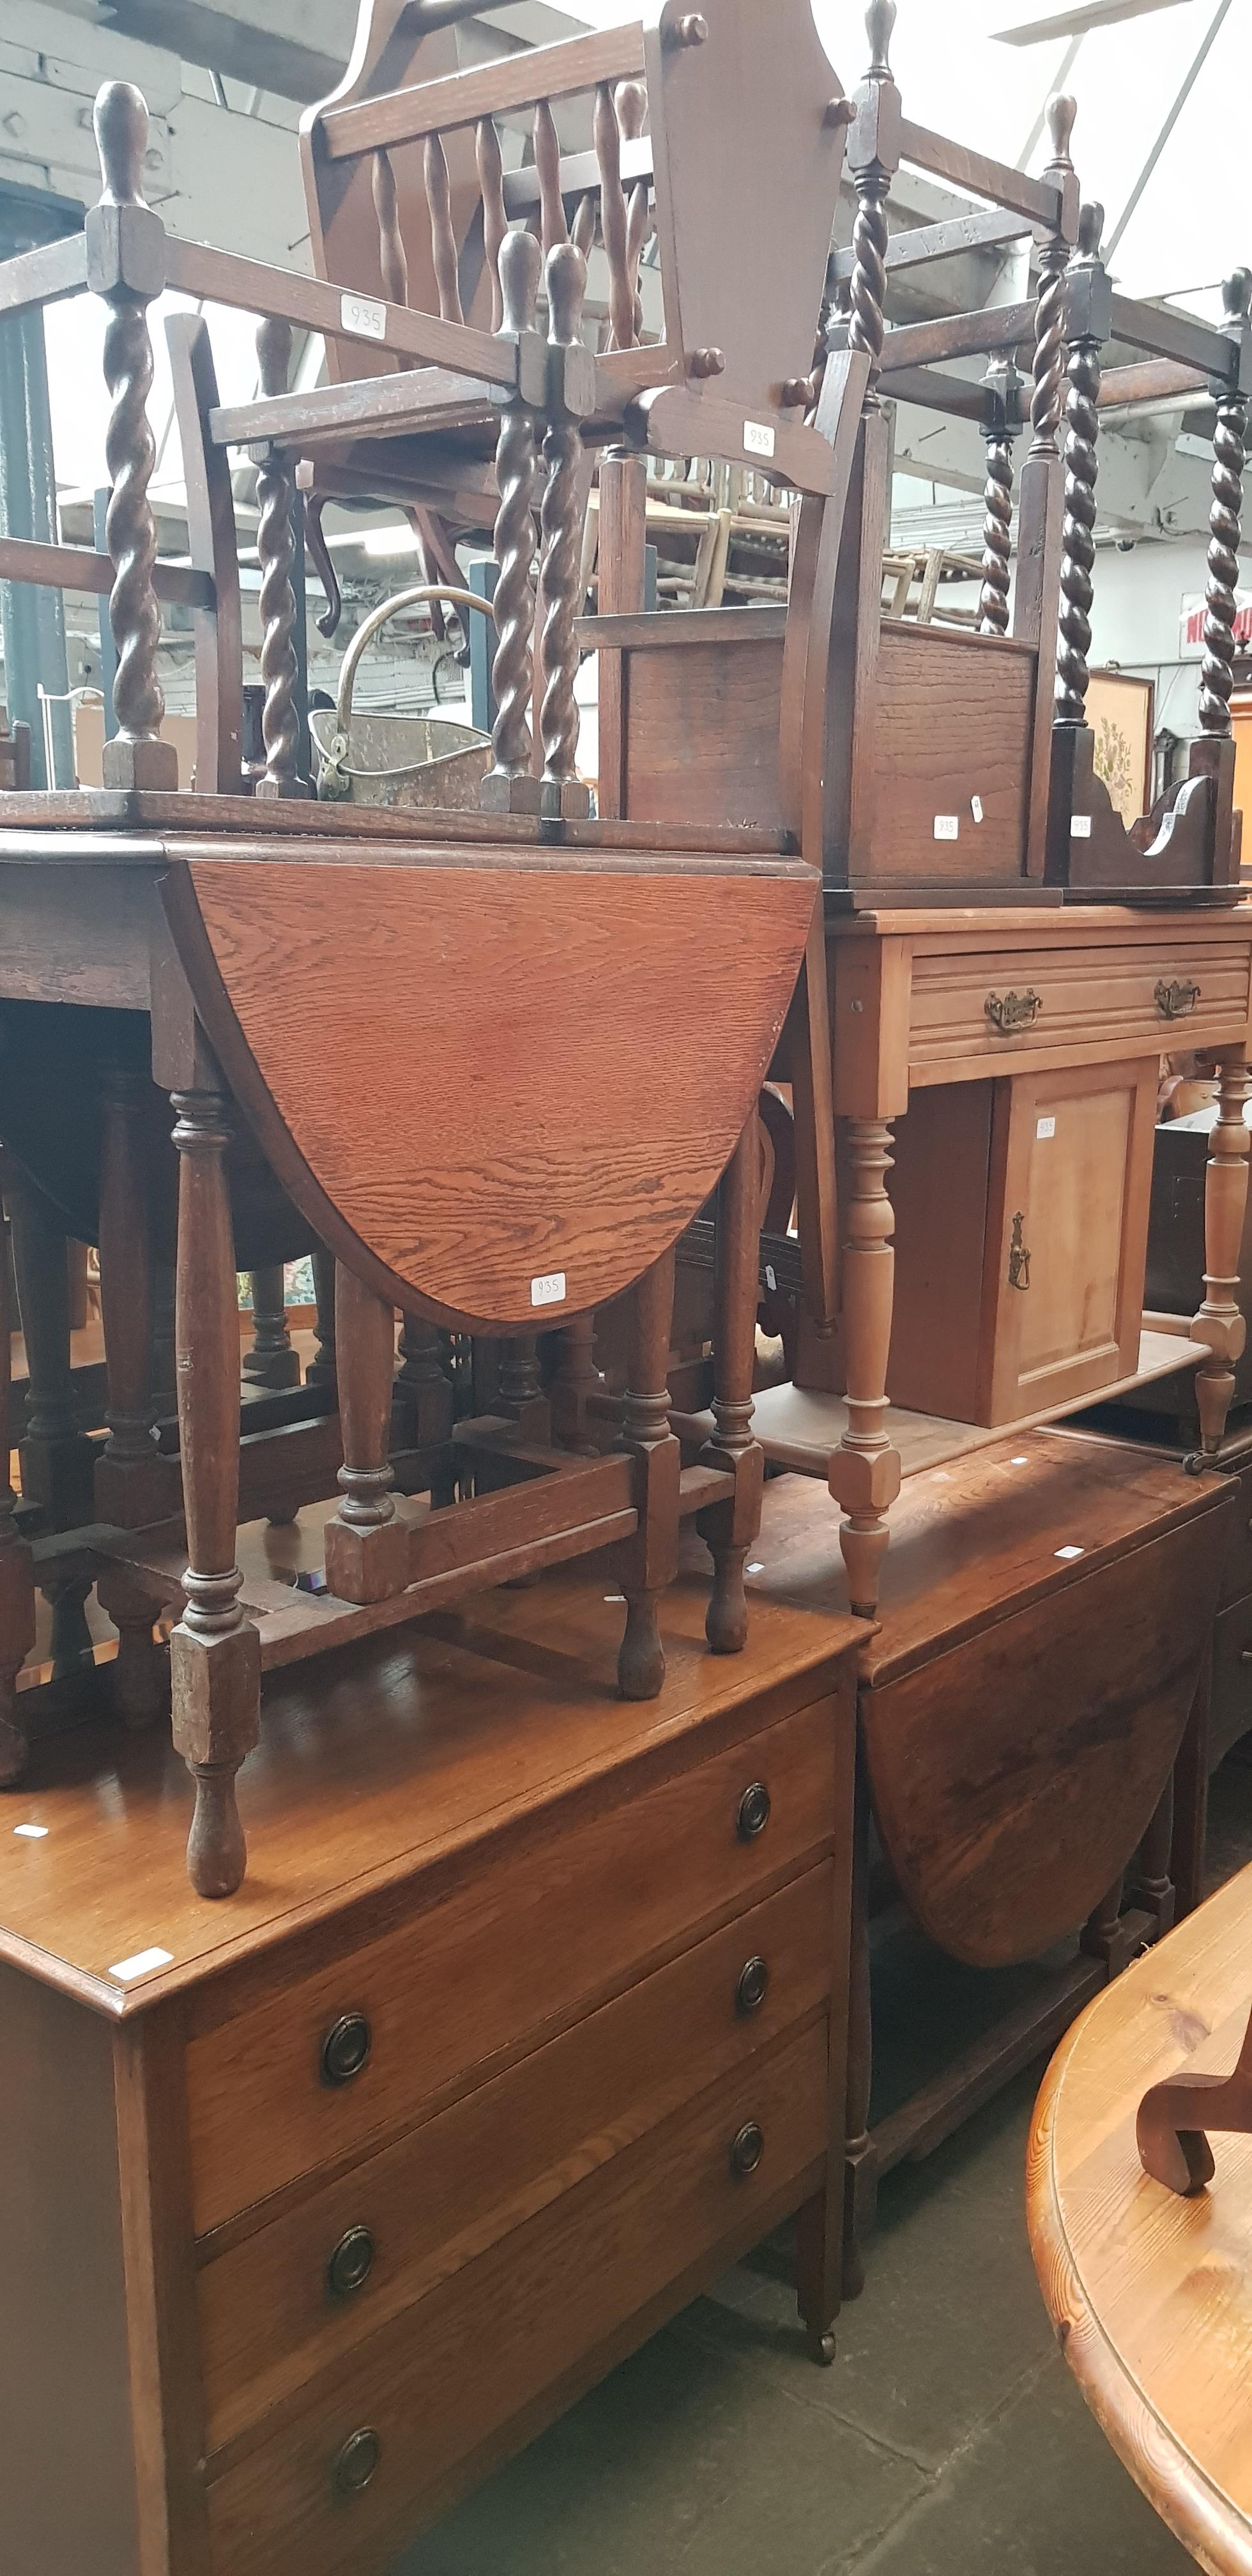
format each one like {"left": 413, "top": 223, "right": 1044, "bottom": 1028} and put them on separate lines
{"left": 333, "top": 584, "right": 494, "bottom": 738}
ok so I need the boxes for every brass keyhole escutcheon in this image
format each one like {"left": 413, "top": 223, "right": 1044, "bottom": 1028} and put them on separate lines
{"left": 1007, "top": 1211, "right": 1031, "bottom": 1292}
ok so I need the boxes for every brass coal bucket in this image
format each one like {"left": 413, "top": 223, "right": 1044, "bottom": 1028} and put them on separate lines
{"left": 310, "top": 583, "right": 493, "bottom": 811}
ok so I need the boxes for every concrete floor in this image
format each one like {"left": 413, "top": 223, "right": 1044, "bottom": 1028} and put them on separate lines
{"left": 390, "top": 1751, "right": 1252, "bottom": 2576}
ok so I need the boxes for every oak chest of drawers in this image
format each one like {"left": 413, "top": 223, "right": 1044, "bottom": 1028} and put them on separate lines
{"left": 3, "top": 1572, "right": 860, "bottom": 2576}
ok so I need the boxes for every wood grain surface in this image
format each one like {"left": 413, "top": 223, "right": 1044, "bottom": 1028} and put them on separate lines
{"left": 859, "top": 1505, "right": 1224, "bottom": 1965}
{"left": 865, "top": 626, "right": 1034, "bottom": 885}
{"left": 0, "top": 1557, "right": 857, "bottom": 2016}
{"left": 204, "top": 2021, "right": 827, "bottom": 2576}
{"left": 167, "top": 854, "right": 815, "bottom": 1328}
{"left": 1028, "top": 1862, "right": 1252, "bottom": 2574}
{"left": 197, "top": 1867, "right": 832, "bottom": 2451}
{"left": 185, "top": 1694, "right": 837, "bottom": 2232}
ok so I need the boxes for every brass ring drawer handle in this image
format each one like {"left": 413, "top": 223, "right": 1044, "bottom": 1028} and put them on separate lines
{"left": 729, "top": 2120, "right": 765, "bottom": 2177}
{"left": 1155, "top": 977, "right": 1201, "bottom": 1020}
{"left": 736, "top": 1954, "right": 770, "bottom": 2015}
{"left": 321, "top": 2012, "right": 372, "bottom": 2088}
{"left": 984, "top": 988, "right": 1041, "bottom": 1035}
{"left": 737, "top": 1781, "right": 771, "bottom": 1841}
{"left": 327, "top": 2225, "right": 376, "bottom": 2300}
{"left": 333, "top": 2428, "right": 381, "bottom": 2496}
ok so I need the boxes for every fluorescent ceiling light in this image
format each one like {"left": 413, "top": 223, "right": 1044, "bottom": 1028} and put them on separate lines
{"left": 359, "top": 526, "right": 423, "bottom": 558}
{"left": 996, "top": 0, "right": 1189, "bottom": 41}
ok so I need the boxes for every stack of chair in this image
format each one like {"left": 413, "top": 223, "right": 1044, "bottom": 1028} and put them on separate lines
{"left": 584, "top": 1, "right": 1252, "bottom": 1616}
{"left": 0, "top": 0, "right": 871, "bottom": 1899}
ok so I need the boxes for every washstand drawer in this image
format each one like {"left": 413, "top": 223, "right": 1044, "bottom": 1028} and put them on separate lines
{"left": 205, "top": 2017, "right": 828, "bottom": 2576}
{"left": 908, "top": 934, "right": 1249, "bottom": 1076}
{"left": 1209, "top": 1593, "right": 1252, "bottom": 1768}
{"left": 199, "top": 1866, "right": 833, "bottom": 2453}
{"left": 188, "top": 1697, "right": 837, "bottom": 2232}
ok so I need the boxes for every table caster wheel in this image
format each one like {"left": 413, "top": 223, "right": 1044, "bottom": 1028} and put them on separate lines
{"left": 809, "top": 2327, "right": 836, "bottom": 2366}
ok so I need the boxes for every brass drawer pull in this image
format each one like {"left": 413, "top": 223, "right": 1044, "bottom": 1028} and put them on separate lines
{"left": 333, "top": 2428, "right": 381, "bottom": 2496}
{"left": 729, "top": 2120, "right": 765, "bottom": 2177}
{"left": 1007, "top": 1211, "right": 1031, "bottom": 1292}
{"left": 321, "top": 2012, "right": 372, "bottom": 2088}
{"left": 736, "top": 1781, "right": 771, "bottom": 1841}
{"left": 327, "top": 2224, "right": 376, "bottom": 2300}
{"left": 736, "top": 1954, "right": 770, "bottom": 2015}
{"left": 1240, "top": 1647, "right": 1252, "bottom": 1666}
{"left": 984, "top": 988, "right": 1041, "bottom": 1035}
{"left": 1155, "top": 977, "right": 1201, "bottom": 1020}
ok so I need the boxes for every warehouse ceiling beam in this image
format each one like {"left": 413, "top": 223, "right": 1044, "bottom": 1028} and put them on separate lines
{"left": 35, "top": 0, "right": 586, "bottom": 103}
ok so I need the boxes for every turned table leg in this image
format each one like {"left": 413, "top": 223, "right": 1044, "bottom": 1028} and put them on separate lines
{"left": 550, "top": 1315, "right": 600, "bottom": 1455}
{"left": 393, "top": 1315, "right": 455, "bottom": 1448}
{"left": 393, "top": 1315, "right": 457, "bottom": 1506}
{"left": 324, "top": 1265, "right": 408, "bottom": 1604}
{"left": 615, "top": 1244, "right": 680, "bottom": 1700}
{"left": 497, "top": 1335, "right": 551, "bottom": 1440}
{"left": 9, "top": 1183, "right": 95, "bottom": 1526}
{"left": 308, "top": 1246, "right": 337, "bottom": 1386}
{"left": 95, "top": 1062, "right": 167, "bottom": 1529}
{"left": 170, "top": 1082, "right": 260, "bottom": 1898}
{"left": 0, "top": 1234, "right": 35, "bottom": 1785}
{"left": 1193, "top": 1045, "right": 1251, "bottom": 1455}
{"left": 1129, "top": 1772, "right": 1176, "bottom": 1936}
{"left": 698, "top": 1114, "right": 763, "bottom": 1655}
{"left": 828, "top": 1118, "right": 901, "bottom": 1618}
{"left": 243, "top": 1265, "right": 300, "bottom": 1389}
{"left": 1081, "top": 1869, "right": 1135, "bottom": 1976}
{"left": 96, "top": 1563, "right": 169, "bottom": 1731}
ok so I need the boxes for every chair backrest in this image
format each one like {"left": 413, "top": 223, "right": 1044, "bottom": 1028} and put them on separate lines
{"left": 301, "top": 0, "right": 850, "bottom": 418}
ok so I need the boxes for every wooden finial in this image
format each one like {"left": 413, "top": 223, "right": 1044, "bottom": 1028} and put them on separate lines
{"left": 615, "top": 78, "right": 647, "bottom": 140}
{"left": 1223, "top": 267, "right": 1252, "bottom": 323}
{"left": 1077, "top": 199, "right": 1103, "bottom": 260}
{"left": 94, "top": 80, "right": 148, "bottom": 207}
{"left": 256, "top": 315, "right": 293, "bottom": 401}
{"left": 499, "top": 224, "right": 542, "bottom": 339}
{"left": 668, "top": 11, "right": 708, "bottom": 45}
{"left": 866, "top": 0, "right": 896, "bottom": 76}
{"left": 1044, "top": 92, "right": 1077, "bottom": 167}
{"left": 546, "top": 238, "right": 586, "bottom": 350}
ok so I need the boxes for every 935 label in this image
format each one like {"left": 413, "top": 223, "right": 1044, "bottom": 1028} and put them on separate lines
{"left": 530, "top": 1271, "right": 567, "bottom": 1309}
{"left": 342, "top": 291, "right": 386, "bottom": 342}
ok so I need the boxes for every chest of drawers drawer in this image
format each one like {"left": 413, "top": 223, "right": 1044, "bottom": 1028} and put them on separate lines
{"left": 197, "top": 1864, "right": 834, "bottom": 2454}
{"left": 908, "top": 933, "right": 1251, "bottom": 1079}
{"left": 187, "top": 1696, "right": 837, "bottom": 2233}
{"left": 203, "top": 2016, "right": 828, "bottom": 2576}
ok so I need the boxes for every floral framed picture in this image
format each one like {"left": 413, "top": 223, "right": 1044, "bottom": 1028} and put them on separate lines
{"left": 1086, "top": 670, "right": 1154, "bottom": 827}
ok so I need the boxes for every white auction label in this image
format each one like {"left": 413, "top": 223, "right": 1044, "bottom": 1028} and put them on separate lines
{"left": 13, "top": 1823, "right": 47, "bottom": 1839}
{"left": 1071, "top": 813, "right": 1093, "bottom": 839}
{"left": 744, "top": 419, "right": 776, "bottom": 458}
{"left": 1035, "top": 1114, "right": 1057, "bottom": 1140}
{"left": 970, "top": 794, "right": 984, "bottom": 823}
{"left": 933, "top": 814, "right": 959, "bottom": 840}
{"left": 342, "top": 290, "right": 387, "bottom": 342}
{"left": 109, "top": 1946, "right": 174, "bottom": 1984}
{"left": 1055, "top": 1544, "right": 1085, "bottom": 1561}
{"left": 530, "top": 1270, "right": 567, "bottom": 1309}
{"left": 765, "top": 1262, "right": 777, "bottom": 1292}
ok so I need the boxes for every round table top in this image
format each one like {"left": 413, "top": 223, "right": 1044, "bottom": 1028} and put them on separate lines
{"left": 1028, "top": 1862, "right": 1252, "bottom": 2575}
